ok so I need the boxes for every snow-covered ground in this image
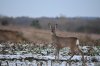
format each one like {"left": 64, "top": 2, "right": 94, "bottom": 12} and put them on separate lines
{"left": 0, "top": 42, "right": 100, "bottom": 66}
{"left": 1, "top": 59, "right": 100, "bottom": 66}
{"left": 0, "top": 54, "right": 100, "bottom": 66}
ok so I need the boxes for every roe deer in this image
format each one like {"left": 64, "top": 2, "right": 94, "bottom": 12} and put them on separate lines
{"left": 49, "top": 23, "right": 85, "bottom": 66}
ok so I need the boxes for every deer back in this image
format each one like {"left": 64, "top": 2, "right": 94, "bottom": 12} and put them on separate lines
{"left": 52, "top": 35, "right": 78, "bottom": 49}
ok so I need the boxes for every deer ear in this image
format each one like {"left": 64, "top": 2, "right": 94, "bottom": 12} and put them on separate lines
{"left": 55, "top": 24, "right": 58, "bottom": 29}
{"left": 48, "top": 23, "right": 52, "bottom": 29}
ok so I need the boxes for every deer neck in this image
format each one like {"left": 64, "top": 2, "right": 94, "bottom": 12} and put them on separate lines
{"left": 52, "top": 33, "right": 57, "bottom": 41}
{"left": 52, "top": 32, "right": 57, "bottom": 37}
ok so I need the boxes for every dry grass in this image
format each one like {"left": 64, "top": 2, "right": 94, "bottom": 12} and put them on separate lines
{"left": 0, "top": 25, "right": 100, "bottom": 45}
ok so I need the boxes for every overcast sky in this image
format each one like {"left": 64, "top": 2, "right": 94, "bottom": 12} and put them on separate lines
{"left": 0, "top": 0, "right": 100, "bottom": 17}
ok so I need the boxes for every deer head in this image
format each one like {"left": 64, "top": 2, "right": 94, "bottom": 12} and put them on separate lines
{"left": 48, "top": 23, "right": 57, "bottom": 35}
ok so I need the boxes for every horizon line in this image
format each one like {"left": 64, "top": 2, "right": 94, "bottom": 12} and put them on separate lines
{"left": 0, "top": 14, "right": 100, "bottom": 18}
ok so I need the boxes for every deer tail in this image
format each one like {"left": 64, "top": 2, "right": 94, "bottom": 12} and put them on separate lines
{"left": 76, "top": 39, "right": 79, "bottom": 45}
{"left": 76, "top": 39, "right": 82, "bottom": 51}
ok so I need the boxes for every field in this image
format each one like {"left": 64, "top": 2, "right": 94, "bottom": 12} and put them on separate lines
{"left": 0, "top": 41, "right": 100, "bottom": 66}
{"left": 0, "top": 25, "right": 100, "bottom": 66}
{"left": 0, "top": 25, "right": 100, "bottom": 42}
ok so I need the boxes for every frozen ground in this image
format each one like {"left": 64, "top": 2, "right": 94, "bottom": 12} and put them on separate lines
{"left": 0, "top": 42, "right": 100, "bottom": 66}
{"left": 0, "top": 54, "right": 100, "bottom": 66}
{"left": 1, "top": 59, "right": 100, "bottom": 66}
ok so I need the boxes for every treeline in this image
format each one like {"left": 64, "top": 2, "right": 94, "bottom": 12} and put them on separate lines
{"left": 0, "top": 16, "right": 100, "bottom": 34}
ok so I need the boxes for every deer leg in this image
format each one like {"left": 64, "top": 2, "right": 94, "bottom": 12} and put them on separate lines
{"left": 68, "top": 53, "right": 74, "bottom": 61}
{"left": 55, "top": 49, "right": 58, "bottom": 60}
{"left": 55, "top": 48, "right": 60, "bottom": 63}
{"left": 55, "top": 49, "right": 57, "bottom": 60}
{"left": 57, "top": 50, "right": 60, "bottom": 60}
{"left": 68, "top": 53, "right": 74, "bottom": 66}
{"left": 88, "top": 47, "right": 94, "bottom": 56}
{"left": 77, "top": 47, "right": 85, "bottom": 66}
{"left": 81, "top": 51, "right": 85, "bottom": 66}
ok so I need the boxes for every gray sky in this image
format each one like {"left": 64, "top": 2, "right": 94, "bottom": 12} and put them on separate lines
{"left": 0, "top": 0, "right": 100, "bottom": 17}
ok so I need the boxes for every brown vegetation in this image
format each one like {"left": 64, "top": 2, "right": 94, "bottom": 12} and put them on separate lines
{"left": 0, "top": 28, "right": 27, "bottom": 42}
{"left": 0, "top": 25, "right": 100, "bottom": 46}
